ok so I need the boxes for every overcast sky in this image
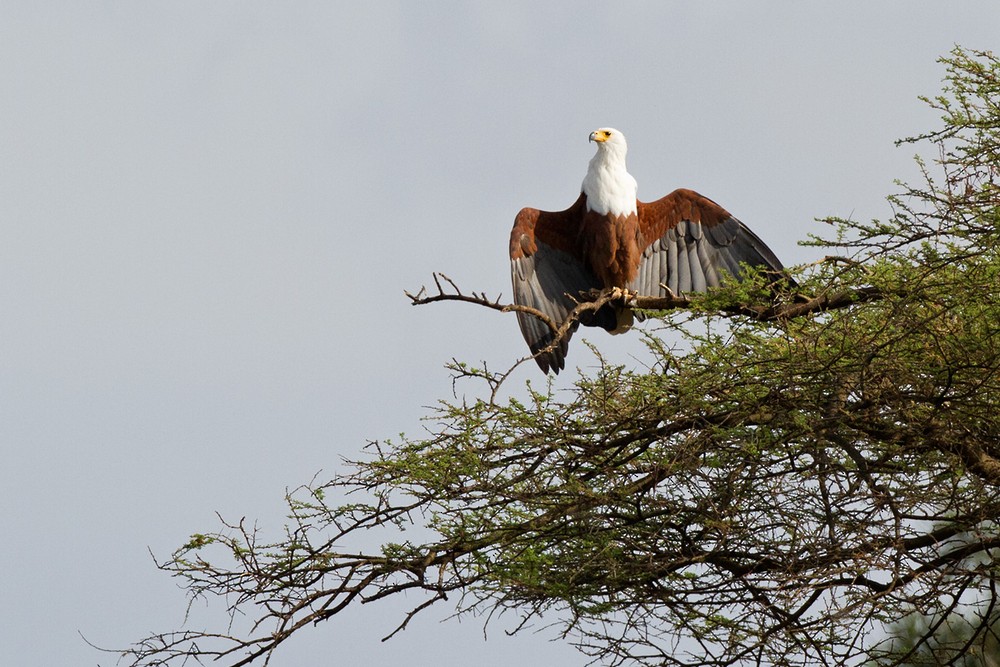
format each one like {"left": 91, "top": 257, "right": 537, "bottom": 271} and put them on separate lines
{"left": 1, "top": 3, "right": 997, "bottom": 665}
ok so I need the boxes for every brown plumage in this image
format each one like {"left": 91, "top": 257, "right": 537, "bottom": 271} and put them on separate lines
{"left": 509, "top": 128, "right": 790, "bottom": 374}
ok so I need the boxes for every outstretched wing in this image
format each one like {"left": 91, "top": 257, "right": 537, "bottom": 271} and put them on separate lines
{"left": 509, "top": 194, "right": 600, "bottom": 374}
{"left": 633, "top": 188, "right": 788, "bottom": 295}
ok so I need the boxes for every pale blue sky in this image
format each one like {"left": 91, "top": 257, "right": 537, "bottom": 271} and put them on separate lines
{"left": 1, "top": 3, "right": 997, "bottom": 665}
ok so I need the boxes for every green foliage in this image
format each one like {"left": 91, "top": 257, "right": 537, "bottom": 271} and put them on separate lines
{"left": 878, "top": 606, "right": 1000, "bottom": 666}
{"left": 120, "top": 47, "right": 1000, "bottom": 667}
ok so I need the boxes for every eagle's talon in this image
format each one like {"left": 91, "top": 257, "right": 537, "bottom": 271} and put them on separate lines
{"left": 607, "top": 286, "right": 637, "bottom": 303}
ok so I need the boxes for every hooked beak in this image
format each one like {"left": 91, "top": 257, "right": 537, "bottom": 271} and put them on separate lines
{"left": 589, "top": 129, "right": 611, "bottom": 143}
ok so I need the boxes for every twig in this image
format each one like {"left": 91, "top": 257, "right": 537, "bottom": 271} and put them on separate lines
{"left": 406, "top": 272, "right": 882, "bottom": 381}
{"left": 408, "top": 272, "right": 880, "bottom": 328}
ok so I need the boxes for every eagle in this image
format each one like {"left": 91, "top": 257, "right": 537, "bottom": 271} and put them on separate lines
{"left": 509, "top": 128, "right": 790, "bottom": 374}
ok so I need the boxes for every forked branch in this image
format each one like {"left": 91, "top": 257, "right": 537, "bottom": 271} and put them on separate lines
{"left": 406, "top": 270, "right": 881, "bottom": 368}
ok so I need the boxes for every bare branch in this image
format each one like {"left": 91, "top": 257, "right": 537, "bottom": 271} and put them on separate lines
{"left": 406, "top": 272, "right": 882, "bottom": 363}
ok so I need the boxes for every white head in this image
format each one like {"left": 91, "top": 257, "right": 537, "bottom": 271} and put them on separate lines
{"left": 589, "top": 127, "right": 628, "bottom": 155}
{"left": 582, "top": 127, "right": 637, "bottom": 216}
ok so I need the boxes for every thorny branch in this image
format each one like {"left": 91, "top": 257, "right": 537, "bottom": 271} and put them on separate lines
{"left": 406, "top": 264, "right": 881, "bottom": 373}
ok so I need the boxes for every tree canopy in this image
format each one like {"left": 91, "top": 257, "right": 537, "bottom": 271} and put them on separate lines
{"left": 116, "top": 47, "right": 1000, "bottom": 667}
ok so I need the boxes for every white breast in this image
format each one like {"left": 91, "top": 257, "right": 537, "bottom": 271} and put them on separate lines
{"left": 581, "top": 148, "right": 638, "bottom": 217}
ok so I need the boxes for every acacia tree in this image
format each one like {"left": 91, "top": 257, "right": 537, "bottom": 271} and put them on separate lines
{"left": 117, "top": 48, "right": 1000, "bottom": 667}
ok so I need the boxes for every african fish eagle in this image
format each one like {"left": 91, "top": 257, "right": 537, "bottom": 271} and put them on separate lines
{"left": 509, "top": 128, "right": 790, "bottom": 374}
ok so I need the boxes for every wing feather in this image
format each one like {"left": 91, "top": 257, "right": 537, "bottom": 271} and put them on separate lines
{"left": 509, "top": 195, "right": 598, "bottom": 373}
{"left": 632, "top": 188, "right": 788, "bottom": 296}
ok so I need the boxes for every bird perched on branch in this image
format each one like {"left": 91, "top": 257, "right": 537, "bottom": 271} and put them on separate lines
{"left": 509, "top": 128, "right": 790, "bottom": 374}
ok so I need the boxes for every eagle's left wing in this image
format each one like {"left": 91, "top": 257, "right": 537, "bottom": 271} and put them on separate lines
{"left": 633, "top": 188, "right": 788, "bottom": 295}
